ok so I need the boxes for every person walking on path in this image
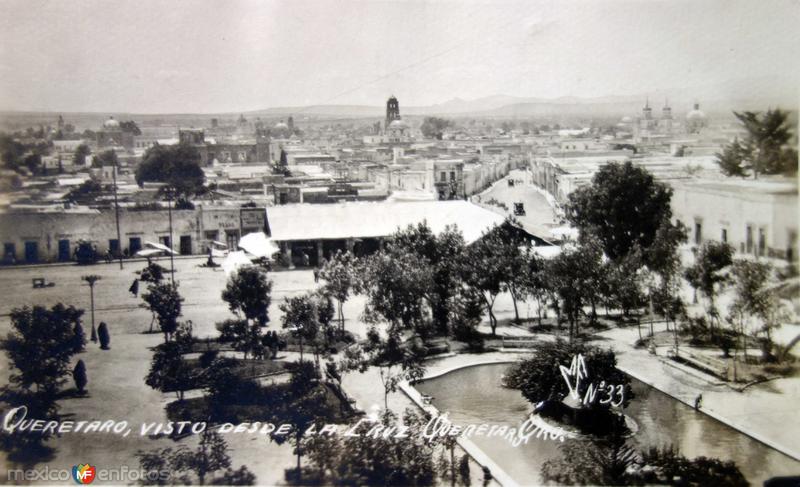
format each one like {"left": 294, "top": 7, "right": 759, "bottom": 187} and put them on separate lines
{"left": 694, "top": 393, "right": 703, "bottom": 411}
{"left": 313, "top": 267, "right": 320, "bottom": 283}
{"left": 129, "top": 278, "right": 139, "bottom": 297}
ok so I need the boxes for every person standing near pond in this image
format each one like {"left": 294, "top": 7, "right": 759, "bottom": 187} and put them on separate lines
{"left": 694, "top": 393, "right": 703, "bottom": 411}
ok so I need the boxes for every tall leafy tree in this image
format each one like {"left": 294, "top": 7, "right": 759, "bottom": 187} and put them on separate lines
{"left": 268, "top": 361, "right": 337, "bottom": 483}
{"left": 145, "top": 341, "right": 194, "bottom": 401}
{"left": 136, "top": 142, "right": 206, "bottom": 195}
{"left": 717, "top": 109, "right": 798, "bottom": 178}
{"left": 72, "top": 143, "right": 91, "bottom": 166}
{"left": 565, "top": 161, "right": 676, "bottom": 267}
{"left": 684, "top": 241, "right": 734, "bottom": 328}
{"left": 2, "top": 304, "right": 84, "bottom": 396}
{"left": 303, "top": 409, "right": 439, "bottom": 485}
{"left": 137, "top": 429, "right": 255, "bottom": 485}
{"left": 360, "top": 249, "right": 433, "bottom": 335}
{"left": 461, "top": 227, "right": 510, "bottom": 336}
{"left": 319, "top": 250, "right": 358, "bottom": 335}
{"left": 222, "top": 265, "right": 272, "bottom": 326}
{"left": 388, "top": 222, "right": 466, "bottom": 335}
{"left": 142, "top": 283, "right": 184, "bottom": 342}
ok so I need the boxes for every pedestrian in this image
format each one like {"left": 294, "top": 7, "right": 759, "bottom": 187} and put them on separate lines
{"left": 302, "top": 252, "right": 310, "bottom": 267}
{"left": 313, "top": 267, "right": 320, "bottom": 283}
{"left": 694, "top": 393, "right": 703, "bottom": 411}
{"left": 129, "top": 278, "right": 139, "bottom": 297}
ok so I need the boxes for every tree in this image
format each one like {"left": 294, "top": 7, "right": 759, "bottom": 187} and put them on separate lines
{"left": 279, "top": 292, "right": 335, "bottom": 366}
{"left": 360, "top": 249, "right": 433, "bottom": 336}
{"left": 420, "top": 117, "right": 452, "bottom": 139}
{"left": 491, "top": 222, "right": 530, "bottom": 324}
{"left": 137, "top": 429, "right": 255, "bottom": 485}
{"left": 2, "top": 304, "right": 83, "bottom": 396}
{"left": 145, "top": 342, "right": 193, "bottom": 401}
{"left": 91, "top": 149, "right": 118, "bottom": 168}
{"left": 541, "top": 435, "right": 637, "bottom": 486}
{"left": 0, "top": 304, "right": 83, "bottom": 459}
{"left": 222, "top": 265, "right": 272, "bottom": 326}
{"left": 547, "top": 241, "right": 605, "bottom": 340}
{"left": 72, "top": 320, "right": 87, "bottom": 353}
{"left": 73, "top": 144, "right": 91, "bottom": 166}
{"left": 716, "top": 109, "right": 798, "bottom": 178}
{"left": 119, "top": 120, "right": 142, "bottom": 136}
{"left": 347, "top": 327, "right": 426, "bottom": 409}
{"left": 387, "top": 223, "right": 466, "bottom": 335}
{"left": 97, "top": 322, "right": 110, "bottom": 349}
{"left": 461, "top": 227, "right": 509, "bottom": 336}
{"left": 136, "top": 142, "right": 206, "bottom": 196}
{"left": 639, "top": 446, "right": 748, "bottom": 486}
{"left": 715, "top": 137, "right": 749, "bottom": 177}
{"left": 303, "top": 409, "right": 439, "bottom": 485}
{"left": 268, "top": 360, "right": 337, "bottom": 483}
{"left": 521, "top": 251, "right": 550, "bottom": 325}
{"left": 218, "top": 319, "right": 263, "bottom": 361}
{"left": 72, "top": 359, "right": 88, "bottom": 394}
{"left": 66, "top": 179, "right": 103, "bottom": 203}
{"left": 684, "top": 241, "right": 734, "bottom": 328}
{"left": 142, "top": 283, "right": 184, "bottom": 342}
{"left": 319, "top": 250, "right": 357, "bottom": 335}
{"left": 729, "top": 260, "right": 784, "bottom": 362}
{"left": 565, "top": 161, "right": 677, "bottom": 266}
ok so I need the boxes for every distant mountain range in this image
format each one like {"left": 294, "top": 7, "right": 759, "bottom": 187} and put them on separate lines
{"left": 1, "top": 76, "right": 796, "bottom": 126}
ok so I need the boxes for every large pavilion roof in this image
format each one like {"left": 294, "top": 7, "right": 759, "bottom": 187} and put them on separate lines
{"left": 266, "top": 200, "right": 506, "bottom": 244}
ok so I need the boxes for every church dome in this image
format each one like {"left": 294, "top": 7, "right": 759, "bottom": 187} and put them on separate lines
{"left": 686, "top": 103, "right": 708, "bottom": 133}
{"left": 389, "top": 119, "right": 408, "bottom": 130}
{"left": 274, "top": 121, "right": 289, "bottom": 130}
{"left": 103, "top": 117, "right": 120, "bottom": 129}
{"left": 686, "top": 105, "right": 706, "bottom": 121}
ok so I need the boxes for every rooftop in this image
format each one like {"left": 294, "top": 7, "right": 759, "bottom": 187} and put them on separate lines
{"left": 266, "top": 200, "right": 506, "bottom": 243}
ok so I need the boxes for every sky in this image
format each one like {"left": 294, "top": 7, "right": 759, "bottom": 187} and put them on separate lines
{"left": 0, "top": 0, "right": 798, "bottom": 113}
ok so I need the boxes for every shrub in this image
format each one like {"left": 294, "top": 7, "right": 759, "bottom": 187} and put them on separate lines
{"left": 73, "top": 360, "right": 88, "bottom": 393}
{"left": 97, "top": 322, "right": 110, "bottom": 350}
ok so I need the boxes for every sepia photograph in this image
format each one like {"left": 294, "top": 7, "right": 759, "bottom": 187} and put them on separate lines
{"left": 0, "top": 0, "right": 798, "bottom": 485}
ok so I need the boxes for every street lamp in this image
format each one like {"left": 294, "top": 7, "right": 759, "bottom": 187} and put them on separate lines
{"left": 82, "top": 274, "right": 101, "bottom": 342}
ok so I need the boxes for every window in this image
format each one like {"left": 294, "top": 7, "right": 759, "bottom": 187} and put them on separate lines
{"left": 694, "top": 221, "right": 702, "bottom": 245}
{"left": 758, "top": 227, "right": 766, "bottom": 257}
{"left": 721, "top": 229, "right": 727, "bottom": 243}
{"left": 159, "top": 236, "right": 171, "bottom": 250}
{"left": 450, "top": 171, "right": 456, "bottom": 181}
{"left": 788, "top": 231, "right": 797, "bottom": 262}
{"left": 440, "top": 172, "right": 447, "bottom": 182}
{"left": 746, "top": 225, "right": 754, "bottom": 253}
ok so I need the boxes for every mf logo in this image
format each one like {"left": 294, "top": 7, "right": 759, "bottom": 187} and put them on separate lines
{"left": 72, "top": 464, "right": 96, "bottom": 484}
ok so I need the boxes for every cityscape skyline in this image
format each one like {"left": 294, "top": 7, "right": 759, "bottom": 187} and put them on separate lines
{"left": 1, "top": 0, "right": 798, "bottom": 114}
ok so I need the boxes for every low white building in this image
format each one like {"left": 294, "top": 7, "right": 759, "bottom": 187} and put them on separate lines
{"left": 671, "top": 178, "right": 798, "bottom": 261}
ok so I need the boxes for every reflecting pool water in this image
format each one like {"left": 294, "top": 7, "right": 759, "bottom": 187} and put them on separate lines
{"left": 415, "top": 363, "right": 799, "bottom": 486}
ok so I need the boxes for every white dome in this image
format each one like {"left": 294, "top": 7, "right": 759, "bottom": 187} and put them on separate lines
{"left": 274, "top": 121, "right": 289, "bottom": 130}
{"left": 103, "top": 117, "right": 120, "bottom": 129}
{"left": 389, "top": 119, "right": 408, "bottom": 130}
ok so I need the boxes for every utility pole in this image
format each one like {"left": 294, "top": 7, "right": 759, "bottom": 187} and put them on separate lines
{"left": 167, "top": 187, "right": 175, "bottom": 286}
{"left": 82, "top": 275, "right": 101, "bottom": 342}
{"left": 112, "top": 163, "right": 123, "bottom": 269}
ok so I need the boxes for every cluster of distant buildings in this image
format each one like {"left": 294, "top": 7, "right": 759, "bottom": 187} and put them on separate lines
{"left": 0, "top": 95, "right": 796, "bottom": 266}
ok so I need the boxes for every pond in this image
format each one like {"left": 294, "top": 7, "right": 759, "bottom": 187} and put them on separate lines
{"left": 414, "top": 363, "right": 800, "bottom": 486}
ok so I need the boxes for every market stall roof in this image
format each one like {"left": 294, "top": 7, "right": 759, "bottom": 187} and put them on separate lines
{"left": 238, "top": 232, "right": 280, "bottom": 258}
{"left": 266, "top": 200, "right": 507, "bottom": 244}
